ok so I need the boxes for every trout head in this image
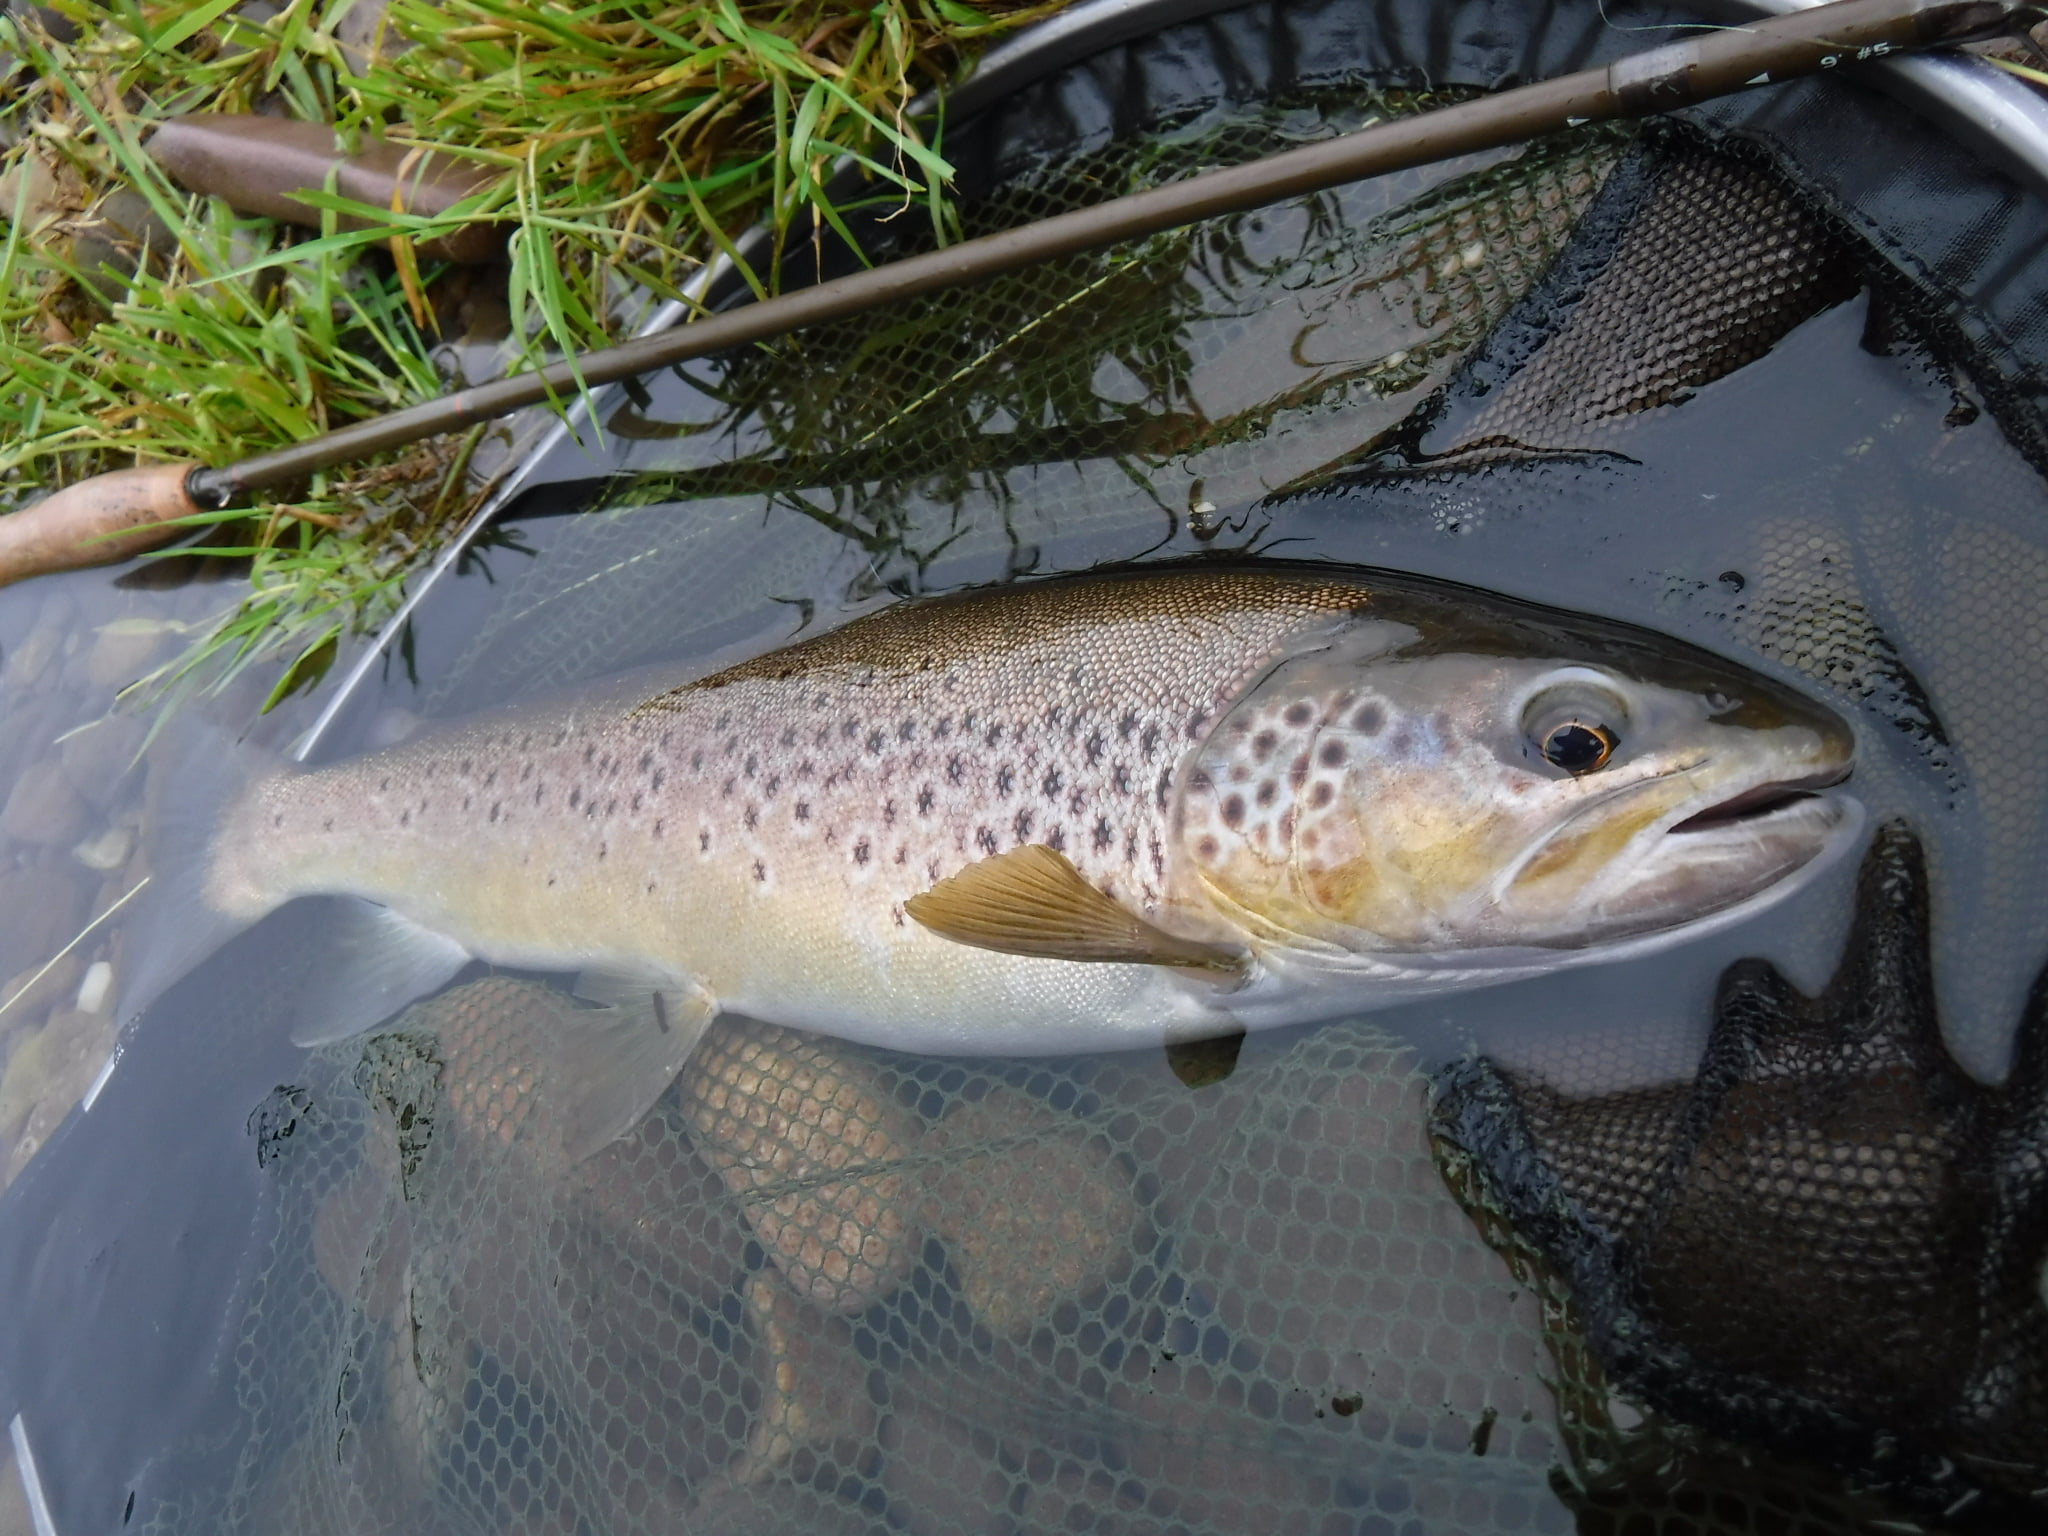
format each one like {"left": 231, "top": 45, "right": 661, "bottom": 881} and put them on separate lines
{"left": 1175, "top": 593, "right": 1859, "bottom": 968}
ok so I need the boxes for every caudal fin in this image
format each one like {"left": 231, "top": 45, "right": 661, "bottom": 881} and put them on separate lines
{"left": 112, "top": 711, "right": 281, "bottom": 1027}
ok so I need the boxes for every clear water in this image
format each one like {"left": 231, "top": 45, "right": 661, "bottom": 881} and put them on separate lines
{"left": 3, "top": 107, "right": 2046, "bottom": 1535}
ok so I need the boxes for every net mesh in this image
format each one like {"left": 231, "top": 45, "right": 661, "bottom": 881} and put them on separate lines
{"left": 429, "top": 92, "right": 1629, "bottom": 714}
{"left": 201, "top": 982, "right": 1578, "bottom": 1536}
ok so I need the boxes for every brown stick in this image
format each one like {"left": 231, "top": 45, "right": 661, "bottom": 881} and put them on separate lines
{"left": 0, "top": 463, "right": 200, "bottom": 584}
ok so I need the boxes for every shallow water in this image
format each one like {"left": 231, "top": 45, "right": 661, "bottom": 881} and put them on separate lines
{"left": 3, "top": 92, "right": 2046, "bottom": 1536}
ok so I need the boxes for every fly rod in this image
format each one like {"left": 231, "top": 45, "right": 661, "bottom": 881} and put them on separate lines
{"left": 0, "top": 0, "right": 2028, "bottom": 583}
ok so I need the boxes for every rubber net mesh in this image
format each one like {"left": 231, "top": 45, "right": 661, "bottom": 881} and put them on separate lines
{"left": 107, "top": 39, "right": 2048, "bottom": 1536}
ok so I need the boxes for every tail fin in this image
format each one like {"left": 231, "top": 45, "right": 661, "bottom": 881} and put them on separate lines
{"left": 112, "top": 710, "right": 283, "bottom": 1028}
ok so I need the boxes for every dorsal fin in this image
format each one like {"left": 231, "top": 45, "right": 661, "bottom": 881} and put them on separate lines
{"left": 905, "top": 845, "right": 1243, "bottom": 976}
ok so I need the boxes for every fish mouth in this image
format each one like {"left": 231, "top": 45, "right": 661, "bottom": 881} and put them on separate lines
{"left": 1666, "top": 764, "right": 1852, "bottom": 835}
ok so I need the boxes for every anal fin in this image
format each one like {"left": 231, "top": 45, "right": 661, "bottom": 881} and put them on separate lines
{"left": 291, "top": 898, "right": 474, "bottom": 1046}
{"left": 905, "top": 844, "right": 1243, "bottom": 976}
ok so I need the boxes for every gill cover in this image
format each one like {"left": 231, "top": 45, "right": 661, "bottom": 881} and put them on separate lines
{"left": 1178, "top": 613, "right": 1425, "bottom": 949}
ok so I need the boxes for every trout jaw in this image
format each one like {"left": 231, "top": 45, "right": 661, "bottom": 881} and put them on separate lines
{"left": 1495, "top": 741, "right": 1858, "bottom": 948}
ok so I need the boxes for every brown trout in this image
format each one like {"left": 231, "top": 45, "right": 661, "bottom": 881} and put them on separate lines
{"left": 150, "top": 564, "right": 1860, "bottom": 1150}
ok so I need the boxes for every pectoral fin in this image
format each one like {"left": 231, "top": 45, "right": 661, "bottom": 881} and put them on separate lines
{"left": 905, "top": 844, "right": 1244, "bottom": 976}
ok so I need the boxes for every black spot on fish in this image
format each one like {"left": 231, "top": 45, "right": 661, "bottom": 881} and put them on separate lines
{"left": 947, "top": 755, "right": 966, "bottom": 785}
{"left": 1084, "top": 730, "right": 1105, "bottom": 766}
{"left": 763, "top": 775, "right": 780, "bottom": 798}
{"left": 986, "top": 722, "right": 1005, "bottom": 748}
{"left": 1118, "top": 709, "right": 1140, "bottom": 739}
{"left": 867, "top": 730, "right": 885, "bottom": 755}
{"left": 725, "top": 736, "right": 740, "bottom": 757}
{"left": 893, "top": 905, "right": 907, "bottom": 926}
{"left": 883, "top": 799, "right": 897, "bottom": 825}
{"left": 1389, "top": 729, "right": 1414, "bottom": 757}
{"left": 1045, "top": 825, "right": 1067, "bottom": 853}
{"left": 722, "top": 778, "right": 736, "bottom": 799}
{"left": 841, "top": 719, "right": 860, "bottom": 740}
{"left": 646, "top": 880, "right": 658, "bottom": 894}
{"left": 1139, "top": 723, "right": 1162, "bottom": 762}
{"left": 1289, "top": 755, "right": 1311, "bottom": 789}
{"left": 795, "top": 801, "right": 812, "bottom": 822}
{"left": 935, "top": 717, "right": 952, "bottom": 738}
{"left": 569, "top": 788, "right": 581, "bottom": 809}
{"left": 583, "top": 744, "right": 596, "bottom": 764}
{"left": 1041, "top": 767, "right": 1063, "bottom": 799}
{"left": 894, "top": 846, "right": 907, "bottom": 865}
{"left": 917, "top": 786, "right": 936, "bottom": 816}
{"left": 1319, "top": 740, "right": 1347, "bottom": 768}
{"left": 1111, "top": 763, "right": 1133, "bottom": 795}
{"left": 640, "top": 751, "right": 655, "bottom": 774}
{"left": 534, "top": 785, "right": 544, "bottom": 806}
{"left": 780, "top": 727, "right": 797, "bottom": 748}
{"left": 744, "top": 805, "right": 758, "bottom": 830}
{"left": 1256, "top": 781, "right": 1277, "bottom": 808}
{"left": 753, "top": 860, "right": 766, "bottom": 882}
{"left": 1253, "top": 730, "right": 1278, "bottom": 759}
{"left": 854, "top": 838, "right": 871, "bottom": 866}
{"left": 691, "top": 752, "right": 704, "bottom": 771}
{"left": 1014, "top": 808, "right": 1035, "bottom": 841}
{"left": 976, "top": 826, "right": 998, "bottom": 855}
{"left": 379, "top": 776, "right": 390, "bottom": 792}
{"left": 1196, "top": 835, "right": 1220, "bottom": 861}
{"left": 745, "top": 753, "right": 759, "bottom": 778}
{"left": 1092, "top": 817, "right": 1114, "bottom": 851}
{"left": 1284, "top": 703, "right": 1315, "bottom": 728}
{"left": 1222, "top": 795, "right": 1246, "bottom": 829}
{"left": 1311, "top": 782, "right": 1335, "bottom": 808}
{"left": 489, "top": 803, "right": 501, "bottom": 823}
{"left": 273, "top": 812, "right": 283, "bottom": 828}
{"left": 322, "top": 817, "right": 333, "bottom": 832}
{"left": 597, "top": 842, "right": 608, "bottom": 862}
{"left": 928, "top": 858, "right": 942, "bottom": 883}
{"left": 399, "top": 809, "right": 411, "bottom": 826}
{"left": 995, "top": 765, "right": 1015, "bottom": 796}
{"left": 899, "top": 719, "right": 916, "bottom": 742}
{"left": 521, "top": 763, "right": 534, "bottom": 781}
{"left": 1156, "top": 767, "right": 1175, "bottom": 810}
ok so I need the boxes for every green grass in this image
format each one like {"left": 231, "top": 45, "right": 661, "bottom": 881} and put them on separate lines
{"left": 0, "top": 0, "right": 1063, "bottom": 706}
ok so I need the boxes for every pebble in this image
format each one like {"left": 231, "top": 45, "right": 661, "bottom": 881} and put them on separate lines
{"left": 682, "top": 1019, "right": 923, "bottom": 1315}
{"left": 74, "top": 959, "right": 112, "bottom": 1014}
{"left": 0, "top": 856, "right": 88, "bottom": 981}
{"left": 59, "top": 712, "right": 147, "bottom": 808}
{"left": 0, "top": 952, "right": 83, "bottom": 1035}
{"left": 921, "top": 1088, "right": 1141, "bottom": 1340}
{"left": 1, "top": 622, "right": 60, "bottom": 689}
{"left": 730, "top": 1274, "right": 878, "bottom": 1484}
{"left": 83, "top": 617, "right": 173, "bottom": 691}
{"left": 72, "top": 825, "right": 132, "bottom": 872}
{"left": 0, "top": 758, "right": 87, "bottom": 846}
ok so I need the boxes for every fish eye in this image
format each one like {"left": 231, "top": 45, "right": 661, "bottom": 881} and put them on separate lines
{"left": 1521, "top": 677, "right": 1629, "bottom": 776}
{"left": 1539, "top": 719, "right": 1618, "bottom": 775}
